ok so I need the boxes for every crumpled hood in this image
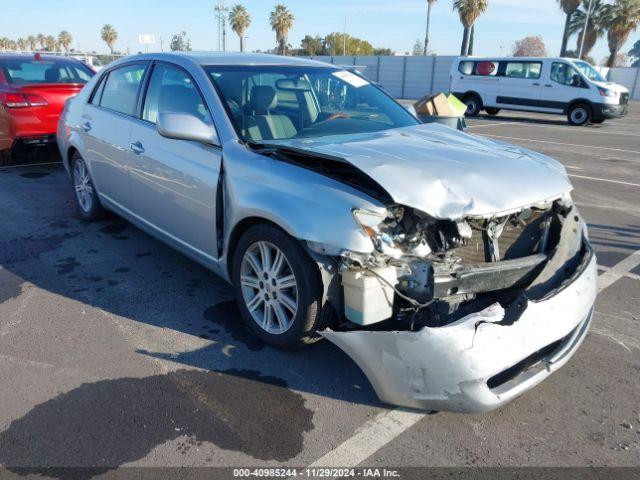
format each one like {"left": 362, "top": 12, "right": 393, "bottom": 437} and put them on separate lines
{"left": 275, "top": 123, "right": 572, "bottom": 219}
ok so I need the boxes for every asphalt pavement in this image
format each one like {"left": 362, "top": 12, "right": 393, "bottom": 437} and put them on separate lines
{"left": 0, "top": 104, "right": 639, "bottom": 478}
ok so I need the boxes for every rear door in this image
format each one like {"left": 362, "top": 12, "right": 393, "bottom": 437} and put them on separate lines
{"left": 496, "top": 61, "right": 543, "bottom": 111}
{"left": 128, "top": 62, "right": 221, "bottom": 259}
{"left": 79, "top": 62, "right": 148, "bottom": 211}
{"left": 454, "top": 60, "right": 500, "bottom": 107}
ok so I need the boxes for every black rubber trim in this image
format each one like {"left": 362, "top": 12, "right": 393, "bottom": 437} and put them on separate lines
{"left": 496, "top": 96, "right": 566, "bottom": 110}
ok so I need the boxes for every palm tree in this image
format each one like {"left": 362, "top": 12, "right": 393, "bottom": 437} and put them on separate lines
{"left": 423, "top": 0, "right": 437, "bottom": 55}
{"left": 45, "top": 35, "right": 57, "bottom": 52}
{"left": 558, "top": 0, "right": 582, "bottom": 56}
{"left": 26, "top": 35, "right": 37, "bottom": 51}
{"left": 229, "top": 4, "right": 251, "bottom": 52}
{"left": 606, "top": 0, "right": 640, "bottom": 67}
{"left": 270, "top": 4, "right": 294, "bottom": 55}
{"left": 37, "top": 33, "right": 46, "bottom": 50}
{"left": 17, "top": 38, "right": 27, "bottom": 52}
{"left": 569, "top": 0, "right": 611, "bottom": 59}
{"left": 453, "top": 0, "right": 488, "bottom": 56}
{"left": 101, "top": 24, "right": 118, "bottom": 55}
{"left": 58, "top": 31, "right": 73, "bottom": 53}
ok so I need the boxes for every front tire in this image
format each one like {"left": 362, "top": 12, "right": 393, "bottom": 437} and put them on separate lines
{"left": 567, "top": 103, "right": 592, "bottom": 126}
{"left": 231, "top": 223, "right": 331, "bottom": 349}
{"left": 71, "top": 152, "right": 106, "bottom": 221}
{"left": 485, "top": 107, "right": 500, "bottom": 115}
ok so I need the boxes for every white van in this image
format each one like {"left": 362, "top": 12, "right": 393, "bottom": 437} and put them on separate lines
{"left": 450, "top": 57, "right": 630, "bottom": 126}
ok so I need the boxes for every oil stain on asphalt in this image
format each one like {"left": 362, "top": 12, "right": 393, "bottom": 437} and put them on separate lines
{"left": 0, "top": 369, "right": 313, "bottom": 478}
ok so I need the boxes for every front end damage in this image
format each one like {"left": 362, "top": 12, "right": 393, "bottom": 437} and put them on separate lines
{"left": 320, "top": 197, "right": 597, "bottom": 413}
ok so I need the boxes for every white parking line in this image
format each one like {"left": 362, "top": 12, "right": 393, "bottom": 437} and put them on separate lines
{"left": 306, "top": 409, "right": 424, "bottom": 468}
{"left": 568, "top": 174, "right": 640, "bottom": 188}
{"left": 481, "top": 134, "right": 640, "bottom": 156}
{"left": 469, "top": 121, "right": 640, "bottom": 138}
{"left": 598, "top": 250, "right": 640, "bottom": 292}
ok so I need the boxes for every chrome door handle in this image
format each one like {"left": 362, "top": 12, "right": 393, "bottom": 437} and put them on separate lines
{"left": 81, "top": 122, "right": 92, "bottom": 132}
{"left": 130, "top": 141, "right": 145, "bottom": 155}
{"left": 545, "top": 84, "right": 553, "bottom": 88}
{"left": 532, "top": 82, "right": 540, "bottom": 86}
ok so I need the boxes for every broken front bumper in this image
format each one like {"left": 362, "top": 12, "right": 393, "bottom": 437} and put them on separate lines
{"left": 322, "top": 252, "right": 597, "bottom": 413}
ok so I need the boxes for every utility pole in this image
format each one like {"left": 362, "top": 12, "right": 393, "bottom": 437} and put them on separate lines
{"left": 214, "top": 0, "right": 229, "bottom": 52}
{"left": 343, "top": 18, "right": 347, "bottom": 56}
{"left": 578, "top": 0, "right": 593, "bottom": 60}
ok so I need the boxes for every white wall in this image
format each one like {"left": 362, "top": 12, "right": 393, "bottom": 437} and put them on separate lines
{"left": 306, "top": 55, "right": 640, "bottom": 101}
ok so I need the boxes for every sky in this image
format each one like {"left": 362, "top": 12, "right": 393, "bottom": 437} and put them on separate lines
{"left": 1, "top": 0, "right": 637, "bottom": 64}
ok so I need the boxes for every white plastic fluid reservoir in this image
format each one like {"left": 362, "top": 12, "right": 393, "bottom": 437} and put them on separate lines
{"left": 341, "top": 267, "right": 398, "bottom": 325}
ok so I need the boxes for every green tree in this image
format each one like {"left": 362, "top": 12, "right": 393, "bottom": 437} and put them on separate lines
{"left": 37, "top": 33, "right": 46, "bottom": 50}
{"left": 606, "top": 0, "right": 640, "bottom": 67}
{"left": 17, "top": 38, "right": 28, "bottom": 52}
{"left": 169, "top": 31, "right": 192, "bottom": 51}
{"left": 270, "top": 4, "right": 294, "bottom": 55}
{"left": 101, "top": 24, "right": 118, "bottom": 55}
{"left": 424, "top": 0, "right": 437, "bottom": 55}
{"left": 569, "top": 0, "right": 611, "bottom": 60}
{"left": 373, "top": 47, "right": 395, "bottom": 55}
{"left": 229, "top": 4, "right": 251, "bottom": 52}
{"left": 45, "top": 35, "right": 57, "bottom": 52}
{"left": 26, "top": 35, "right": 37, "bottom": 51}
{"left": 58, "top": 31, "right": 73, "bottom": 52}
{"left": 629, "top": 38, "right": 640, "bottom": 66}
{"left": 413, "top": 39, "right": 425, "bottom": 56}
{"left": 558, "top": 0, "right": 582, "bottom": 56}
{"left": 301, "top": 35, "right": 323, "bottom": 55}
{"left": 453, "top": 0, "right": 488, "bottom": 56}
{"left": 323, "top": 32, "right": 374, "bottom": 56}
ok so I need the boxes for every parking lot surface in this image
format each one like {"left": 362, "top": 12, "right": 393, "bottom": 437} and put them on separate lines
{"left": 0, "top": 105, "right": 639, "bottom": 476}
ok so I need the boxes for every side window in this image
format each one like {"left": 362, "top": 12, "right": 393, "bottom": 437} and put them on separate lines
{"left": 505, "top": 62, "right": 542, "bottom": 79}
{"left": 475, "top": 61, "right": 498, "bottom": 76}
{"left": 551, "top": 62, "right": 585, "bottom": 88}
{"left": 143, "top": 64, "right": 211, "bottom": 124}
{"left": 89, "top": 74, "right": 108, "bottom": 105}
{"left": 458, "top": 61, "right": 474, "bottom": 75}
{"left": 99, "top": 63, "right": 147, "bottom": 116}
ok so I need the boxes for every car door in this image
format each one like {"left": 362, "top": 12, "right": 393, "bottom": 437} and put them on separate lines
{"left": 128, "top": 62, "right": 221, "bottom": 260}
{"left": 540, "top": 61, "right": 589, "bottom": 113}
{"left": 496, "top": 61, "right": 543, "bottom": 111}
{"left": 79, "top": 62, "right": 148, "bottom": 211}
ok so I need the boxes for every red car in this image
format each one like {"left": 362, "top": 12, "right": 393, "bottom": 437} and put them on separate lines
{"left": 0, "top": 54, "right": 94, "bottom": 165}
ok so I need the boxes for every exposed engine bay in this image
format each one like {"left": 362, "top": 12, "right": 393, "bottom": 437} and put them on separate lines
{"left": 335, "top": 196, "right": 588, "bottom": 331}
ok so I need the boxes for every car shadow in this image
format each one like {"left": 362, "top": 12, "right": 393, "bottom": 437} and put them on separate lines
{"left": 0, "top": 164, "right": 383, "bottom": 475}
{"left": 470, "top": 113, "right": 616, "bottom": 129}
{"left": 0, "top": 164, "right": 379, "bottom": 405}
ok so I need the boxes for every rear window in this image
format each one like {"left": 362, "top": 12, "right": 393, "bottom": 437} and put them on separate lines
{"left": 458, "top": 61, "right": 474, "bottom": 75}
{"left": 0, "top": 59, "right": 93, "bottom": 85}
{"left": 505, "top": 62, "right": 542, "bottom": 79}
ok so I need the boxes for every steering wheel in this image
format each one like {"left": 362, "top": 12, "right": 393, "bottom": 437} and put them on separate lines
{"left": 326, "top": 112, "right": 351, "bottom": 121}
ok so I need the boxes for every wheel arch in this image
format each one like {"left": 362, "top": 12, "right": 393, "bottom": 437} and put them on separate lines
{"left": 565, "top": 98, "right": 593, "bottom": 115}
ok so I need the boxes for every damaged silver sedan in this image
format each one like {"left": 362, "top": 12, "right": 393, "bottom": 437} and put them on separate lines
{"left": 57, "top": 53, "right": 597, "bottom": 413}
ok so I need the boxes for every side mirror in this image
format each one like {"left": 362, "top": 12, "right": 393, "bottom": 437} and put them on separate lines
{"left": 157, "top": 112, "right": 219, "bottom": 146}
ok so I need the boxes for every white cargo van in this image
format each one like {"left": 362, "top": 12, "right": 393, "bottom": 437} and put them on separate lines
{"left": 450, "top": 57, "right": 630, "bottom": 126}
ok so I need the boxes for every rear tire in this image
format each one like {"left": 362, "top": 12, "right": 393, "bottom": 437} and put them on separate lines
{"left": 485, "top": 107, "right": 501, "bottom": 115}
{"left": 463, "top": 94, "right": 482, "bottom": 117}
{"left": 567, "top": 103, "right": 592, "bottom": 126}
{"left": 71, "top": 152, "right": 106, "bottom": 221}
{"left": 231, "top": 223, "right": 331, "bottom": 349}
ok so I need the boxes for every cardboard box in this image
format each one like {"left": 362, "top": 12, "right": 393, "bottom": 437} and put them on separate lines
{"left": 414, "top": 92, "right": 456, "bottom": 116}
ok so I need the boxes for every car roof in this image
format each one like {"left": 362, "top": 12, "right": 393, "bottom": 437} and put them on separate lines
{"left": 122, "top": 51, "right": 334, "bottom": 68}
{"left": 0, "top": 53, "right": 81, "bottom": 63}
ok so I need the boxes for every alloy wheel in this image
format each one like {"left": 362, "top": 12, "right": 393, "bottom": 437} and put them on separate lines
{"left": 240, "top": 241, "right": 299, "bottom": 334}
{"left": 73, "top": 158, "right": 94, "bottom": 213}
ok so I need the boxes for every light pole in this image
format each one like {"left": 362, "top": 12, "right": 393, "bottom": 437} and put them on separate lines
{"left": 214, "top": 0, "right": 229, "bottom": 52}
{"left": 577, "top": 0, "right": 593, "bottom": 60}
